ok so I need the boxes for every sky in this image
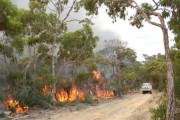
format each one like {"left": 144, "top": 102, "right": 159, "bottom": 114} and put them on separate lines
{"left": 12, "top": 0, "right": 175, "bottom": 61}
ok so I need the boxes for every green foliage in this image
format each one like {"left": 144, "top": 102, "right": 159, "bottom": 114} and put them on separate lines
{"left": 48, "top": 75, "right": 58, "bottom": 83}
{"left": 0, "top": 0, "right": 26, "bottom": 66}
{"left": 84, "top": 92, "right": 94, "bottom": 104}
{"left": 129, "top": 2, "right": 153, "bottom": 28}
{"left": 170, "top": 48, "right": 180, "bottom": 99}
{"left": 175, "top": 78, "right": 180, "bottom": 99}
{"left": 116, "top": 47, "right": 137, "bottom": 63}
{"left": 76, "top": 72, "right": 90, "bottom": 84}
{"left": 129, "top": 10, "right": 145, "bottom": 28}
{"left": 141, "top": 54, "right": 167, "bottom": 90}
{"left": 161, "top": 0, "right": 180, "bottom": 50}
{"left": 37, "top": 64, "right": 58, "bottom": 83}
{"left": 7, "top": 75, "right": 52, "bottom": 107}
{"left": 59, "top": 25, "right": 98, "bottom": 63}
{"left": 150, "top": 95, "right": 166, "bottom": 120}
{"left": 82, "top": 0, "right": 99, "bottom": 15}
{"left": 12, "top": 81, "right": 52, "bottom": 107}
{"left": 38, "top": 44, "right": 49, "bottom": 55}
{"left": 91, "top": 62, "right": 98, "bottom": 71}
{"left": 0, "top": 0, "right": 18, "bottom": 31}
{"left": 11, "top": 36, "right": 25, "bottom": 55}
{"left": 6, "top": 69, "right": 53, "bottom": 107}
{"left": 7, "top": 71, "right": 24, "bottom": 86}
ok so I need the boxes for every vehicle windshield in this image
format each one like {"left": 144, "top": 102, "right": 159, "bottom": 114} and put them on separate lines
{"left": 142, "top": 83, "right": 151, "bottom": 86}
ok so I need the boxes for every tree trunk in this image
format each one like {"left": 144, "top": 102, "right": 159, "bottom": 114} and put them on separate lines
{"left": 140, "top": 8, "right": 175, "bottom": 119}
{"left": 51, "top": 42, "right": 57, "bottom": 103}
{"left": 162, "top": 27, "right": 175, "bottom": 120}
{"left": 33, "top": 45, "right": 36, "bottom": 82}
{"left": 2, "top": 32, "right": 10, "bottom": 73}
{"left": 24, "top": 46, "right": 32, "bottom": 80}
{"left": 51, "top": 10, "right": 60, "bottom": 103}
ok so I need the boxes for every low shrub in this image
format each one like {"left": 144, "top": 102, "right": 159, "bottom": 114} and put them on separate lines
{"left": 84, "top": 93, "right": 94, "bottom": 104}
{"left": 150, "top": 95, "right": 166, "bottom": 120}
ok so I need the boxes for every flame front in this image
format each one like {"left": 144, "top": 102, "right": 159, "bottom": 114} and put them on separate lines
{"left": 56, "top": 84, "right": 85, "bottom": 102}
{"left": 68, "top": 84, "right": 78, "bottom": 102}
{"left": 4, "top": 94, "right": 28, "bottom": 113}
{"left": 4, "top": 69, "right": 114, "bottom": 114}
{"left": 56, "top": 88, "right": 68, "bottom": 102}
{"left": 41, "top": 70, "right": 114, "bottom": 103}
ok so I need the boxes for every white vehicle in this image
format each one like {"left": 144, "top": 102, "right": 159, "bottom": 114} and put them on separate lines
{"left": 140, "top": 83, "right": 152, "bottom": 94}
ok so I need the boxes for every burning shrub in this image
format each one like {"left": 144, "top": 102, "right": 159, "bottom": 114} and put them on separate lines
{"left": 4, "top": 94, "right": 28, "bottom": 113}
{"left": 3, "top": 65, "right": 115, "bottom": 113}
{"left": 55, "top": 84, "right": 85, "bottom": 103}
{"left": 5, "top": 72, "right": 52, "bottom": 109}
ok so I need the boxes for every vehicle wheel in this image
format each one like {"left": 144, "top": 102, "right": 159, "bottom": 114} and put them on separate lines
{"left": 150, "top": 91, "right": 152, "bottom": 94}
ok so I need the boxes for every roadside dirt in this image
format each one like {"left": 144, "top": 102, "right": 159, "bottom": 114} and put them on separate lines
{"left": 16, "top": 93, "right": 159, "bottom": 120}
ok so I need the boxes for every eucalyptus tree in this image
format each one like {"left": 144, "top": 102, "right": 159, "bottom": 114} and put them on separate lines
{"left": 161, "top": 1, "right": 180, "bottom": 102}
{"left": 21, "top": 1, "right": 68, "bottom": 81}
{"left": 97, "top": 39, "right": 136, "bottom": 96}
{"left": 57, "top": 25, "right": 98, "bottom": 76}
{"left": 161, "top": 0, "right": 180, "bottom": 50}
{"left": 160, "top": 0, "right": 180, "bottom": 113}
{"left": 0, "top": 0, "right": 25, "bottom": 72}
{"left": 102, "top": 39, "right": 136, "bottom": 74}
{"left": 82, "top": 0, "right": 175, "bottom": 119}
{"left": 28, "top": 0, "right": 93, "bottom": 102}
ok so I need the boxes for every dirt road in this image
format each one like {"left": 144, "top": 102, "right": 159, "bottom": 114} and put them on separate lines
{"left": 28, "top": 93, "right": 155, "bottom": 120}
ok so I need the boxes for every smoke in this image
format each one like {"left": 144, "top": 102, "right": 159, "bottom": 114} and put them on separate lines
{"left": 11, "top": 0, "right": 122, "bottom": 52}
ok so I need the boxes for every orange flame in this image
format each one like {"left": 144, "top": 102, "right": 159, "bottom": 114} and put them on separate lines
{"left": 56, "top": 84, "right": 85, "bottom": 102}
{"left": 4, "top": 94, "right": 28, "bottom": 113}
{"left": 56, "top": 88, "right": 68, "bottom": 102}
{"left": 41, "top": 70, "right": 114, "bottom": 103}
{"left": 68, "top": 84, "right": 78, "bottom": 102}
{"left": 77, "top": 90, "right": 85, "bottom": 101}
{"left": 93, "top": 70, "right": 115, "bottom": 100}
{"left": 96, "top": 89, "right": 114, "bottom": 99}
{"left": 92, "top": 70, "right": 101, "bottom": 79}
{"left": 42, "top": 84, "right": 51, "bottom": 95}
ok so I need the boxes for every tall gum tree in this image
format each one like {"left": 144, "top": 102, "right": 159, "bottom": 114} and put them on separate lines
{"left": 30, "top": 0, "right": 93, "bottom": 103}
{"left": 82, "top": 0, "right": 175, "bottom": 119}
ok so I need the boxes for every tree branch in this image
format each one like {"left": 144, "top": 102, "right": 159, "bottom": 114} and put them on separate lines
{"left": 62, "top": 0, "right": 77, "bottom": 22}
{"left": 47, "top": 6, "right": 56, "bottom": 13}
{"left": 65, "top": 19, "right": 81, "bottom": 23}
{"left": 152, "top": 0, "right": 158, "bottom": 6}
{"left": 50, "top": 0, "right": 58, "bottom": 12}
{"left": 152, "top": 0, "right": 162, "bottom": 11}
{"left": 131, "top": 1, "right": 162, "bottom": 28}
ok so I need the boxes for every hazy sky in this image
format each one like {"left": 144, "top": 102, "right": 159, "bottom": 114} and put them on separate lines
{"left": 12, "top": 0, "right": 175, "bottom": 61}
